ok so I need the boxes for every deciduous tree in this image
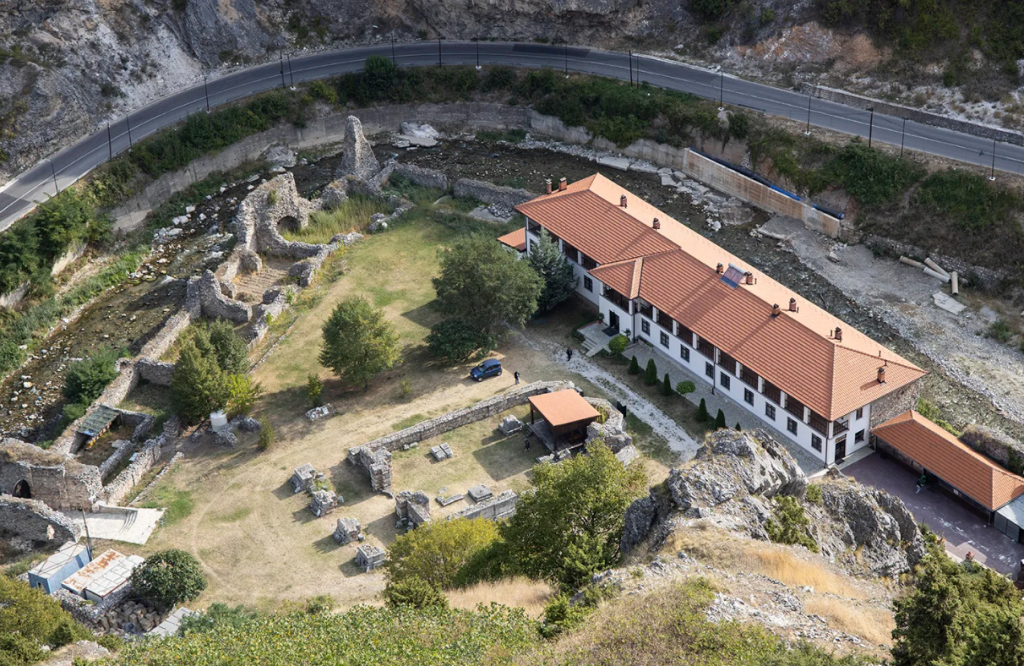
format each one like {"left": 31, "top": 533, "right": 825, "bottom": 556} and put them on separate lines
{"left": 130, "top": 549, "right": 207, "bottom": 609}
{"left": 386, "top": 518, "right": 499, "bottom": 590}
{"left": 319, "top": 297, "right": 401, "bottom": 389}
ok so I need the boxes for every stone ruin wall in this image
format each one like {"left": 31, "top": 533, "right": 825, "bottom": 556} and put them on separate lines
{"left": 452, "top": 178, "right": 534, "bottom": 208}
{"left": 0, "top": 495, "right": 82, "bottom": 542}
{"left": 101, "top": 436, "right": 165, "bottom": 506}
{"left": 0, "top": 440, "right": 102, "bottom": 510}
{"left": 447, "top": 490, "right": 518, "bottom": 522}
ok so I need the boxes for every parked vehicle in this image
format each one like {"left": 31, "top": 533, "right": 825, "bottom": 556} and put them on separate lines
{"left": 470, "top": 359, "right": 502, "bottom": 381}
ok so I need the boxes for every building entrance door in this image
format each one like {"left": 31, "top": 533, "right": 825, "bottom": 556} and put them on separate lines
{"left": 834, "top": 436, "right": 847, "bottom": 463}
{"left": 608, "top": 312, "right": 620, "bottom": 332}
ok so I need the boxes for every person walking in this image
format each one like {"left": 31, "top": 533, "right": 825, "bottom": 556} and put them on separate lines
{"left": 514, "top": 371, "right": 520, "bottom": 385}
{"left": 566, "top": 348, "right": 573, "bottom": 362}
{"left": 524, "top": 437, "right": 531, "bottom": 450}
{"left": 916, "top": 474, "right": 927, "bottom": 493}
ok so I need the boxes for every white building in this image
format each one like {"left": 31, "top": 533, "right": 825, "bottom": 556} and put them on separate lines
{"left": 514, "top": 174, "right": 926, "bottom": 466}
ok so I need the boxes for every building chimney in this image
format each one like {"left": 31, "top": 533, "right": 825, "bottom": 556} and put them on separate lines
{"left": 877, "top": 366, "right": 886, "bottom": 383}
{"left": 619, "top": 194, "right": 627, "bottom": 208}
{"left": 744, "top": 271, "right": 754, "bottom": 285}
{"left": 653, "top": 217, "right": 661, "bottom": 230}
{"left": 716, "top": 263, "right": 724, "bottom": 274}
{"left": 545, "top": 179, "right": 552, "bottom": 194}
{"left": 771, "top": 303, "right": 781, "bottom": 317}
{"left": 788, "top": 297, "right": 798, "bottom": 312}
{"left": 834, "top": 326, "right": 842, "bottom": 342}
{"left": 558, "top": 177, "right": 567, "bottom": 191}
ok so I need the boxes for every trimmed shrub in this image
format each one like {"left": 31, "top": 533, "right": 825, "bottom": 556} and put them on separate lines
{"left": 697, "top": 398, "right": 709, "bottom": 422}
{"left": 306, "top": 374, "right": 324, "bottom": 408}
{"left": 644, "top": 358, "right": 658, "bottom": 386}
{"left": 257, "top": 415, "right": 275, "bottom": 451}
{"left": 676, "top": 380, "right": 696, "bottom": 396}
{"left": 628, "top": 356, "right": 640, "bottom": 375}
{"left": 714, "top": 409, "right": 727, "bottom": 430}
{"left": 608, "top": 334, "right": 629, "bottom": 356}
{"left": 661, "top": 373, "right": 673, "bottom": 396}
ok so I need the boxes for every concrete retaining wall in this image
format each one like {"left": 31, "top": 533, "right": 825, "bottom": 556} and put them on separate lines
{"left": 360, "top": 380, "right": 575, "bottom": 454}
{"left": 680, "top": 150, "right": 841, "bottom": 237}
{"left": 802, "top": 83, "right": 1024, "bottom": 147}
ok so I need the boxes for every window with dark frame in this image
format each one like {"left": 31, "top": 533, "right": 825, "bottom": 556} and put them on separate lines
{"left": 855, "top": 429, "right": 865, "bottom": 443}
{"left": 856, "top": 407, "right": 864, "bottom": 420}
{"left": 677, "top": 325, "right": 694, "bottom": 346}
{"left": 720, "top": 373, "right": 731, "bottom": 390}
{"left": 811, "top": 434, "right": 822, "bottom": 451}
{"left": 705, "top": 362, "right": 714, "bottom": 379}
{"left": 583, "top": 276, "right": 593, "bottom": 292}
{"left": 641, "top": 320, "right": 650, "bottom": 335}
{"left": 680, "top": 346, "right": 690, "bottom": 362}
{"left": 660, "top": 331, "right": 669, "bottom": 347}
{"left": 765, "top": 404, "right": 776, "bottom": 420}
{"left": 762, "top": 380, "right": 781, "bottom": 405}
{"left": 787, "top": 418, "right": 798, "bottom": 435}
{"left": 744, "top": 388, "right": 754, "bottom": 405}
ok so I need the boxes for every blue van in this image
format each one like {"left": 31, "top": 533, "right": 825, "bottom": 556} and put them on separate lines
{"left": 470, "top": 358, "right": 503, "bottom": 381}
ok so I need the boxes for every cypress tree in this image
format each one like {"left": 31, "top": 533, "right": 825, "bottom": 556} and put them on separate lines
{"left": 661, "top": 372, "right": 673, "bottom": 396}
{"left": 697, "top": 398, "right": 709, "bottom": 422}
{"left": 644, "top": 358, "right": 658, "bottom": 386}
{"left": 628, "top": 355, "right": 640, "bottom": 375}
{"left": 715, "top": 409, "right": 727, "bottom": 430}
{"left": 735, "top": 422, "right": 742, "bottom": 431}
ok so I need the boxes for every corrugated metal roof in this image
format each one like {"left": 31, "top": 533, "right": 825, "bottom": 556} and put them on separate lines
{"left": 518, "top": 174, "right": 926, "bottom": 420}
{"left": 62, "top": 549, "right": 127, "bottom": 596}
{"left": 29, "top": 543, "right": 89, "bottom": 579}
{"left": 873, "top": 410, "right": 1024, "bottom": 511}
{"left": 529, "top": 389, "right": 600, "bottom": 428}
{"left": 77, "top": 405, "right": 119, "bottom": 437}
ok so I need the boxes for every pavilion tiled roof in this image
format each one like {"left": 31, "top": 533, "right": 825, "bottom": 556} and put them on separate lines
{"left": 516, "top": 174, "right": 925, "bottom": 421}
{"left": 873, "top": 411, "right": 1024, "bottom": 511}
{"left": 529, "top": 389, "right": 600, "bottom": 429}
{"left": 497, "top": 228, "right": 527, "bottom": 252}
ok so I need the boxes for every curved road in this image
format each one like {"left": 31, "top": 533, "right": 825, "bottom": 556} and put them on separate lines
{"left": 1, "top": 41, "right": 1021, "bottom": 231}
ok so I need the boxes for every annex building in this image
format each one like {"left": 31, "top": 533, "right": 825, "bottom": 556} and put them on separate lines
{"left": 506, "top": 174, "right": 926, "bottom": 466}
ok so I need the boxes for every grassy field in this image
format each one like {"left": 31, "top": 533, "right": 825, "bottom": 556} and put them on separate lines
{"left": 109, "top": 212, "right": 669, "bottom": 610}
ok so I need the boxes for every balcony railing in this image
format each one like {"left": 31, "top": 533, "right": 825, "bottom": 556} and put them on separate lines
{"left": 603, "top": 288, "right": 630, "bottom": 311}
{"left": 785, "top": 396, "right": 805, "bottom": 419}
{"left": 832, "top": 419, "right": 850, "bottom": 436}
{"left": 808, "top": 411, "right": 829, "bottom": 436}
{"left": 655, "top": 310, "right": 673, "bottom": 331}
{"left": 636, "top": 302, "right": 653, "bottom": 319}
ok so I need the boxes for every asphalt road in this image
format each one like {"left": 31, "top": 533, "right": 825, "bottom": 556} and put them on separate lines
{"left": 2, "top": 40, "right": 1022, "bottom": 232}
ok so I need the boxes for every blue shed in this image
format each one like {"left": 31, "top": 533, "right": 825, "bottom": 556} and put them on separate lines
{"left": 28, "top": 542, "right": 92, "bottom": 594}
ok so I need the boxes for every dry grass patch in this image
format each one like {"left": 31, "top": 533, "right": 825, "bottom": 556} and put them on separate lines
{"left": 447, "top": 577, "right": 553, "bottom": 618}
{"left": 803, "top": 597, "right": 894, "bottom": 646}
{"left": 668, "top": 525, "right": 868, "bottom": 599}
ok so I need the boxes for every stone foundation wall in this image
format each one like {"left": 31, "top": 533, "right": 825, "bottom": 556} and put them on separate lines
{"left": 870, "top": 382, "right": 922, "bottom": 430}
{"left": 360, "top": 380, "right": 575, "bottom": 455}
{"left": 453, "top": 178, "right": 534, "bottom": 208}
{"left": 0, "top": 495, "right": 81, "bottom": 542}
{"left": 101, "top": 436, "right": 164, "bottom": 506}
{"left": 394, "top": 164, "right": 449, "bottom": 190}
{"left": 97, "top": 441, "right": 137, "bottom": 481}
{"left": 136, "top": 359, "right": 175, "bottom": 386}
{"left": 447, "top": 490, "right": 518, "bottom": 522}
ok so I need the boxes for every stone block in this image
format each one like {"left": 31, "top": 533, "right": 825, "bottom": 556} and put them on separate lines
{"left": 310, "top": 489, "right": 338, "bottom": 517}
{"left": 355, "top": 544, "right": 385, "bottom": 571}
{"left": 290, "top": 464, "right": 316, "bottom": 494}
{"left": 467, "top": 485, "right": 493, "bottom": 502}
{"left": 333, "top": 517, "right": 362, "bottom": 544}
{"left": 500, "top": 415, "right": 523, "bottom": 435}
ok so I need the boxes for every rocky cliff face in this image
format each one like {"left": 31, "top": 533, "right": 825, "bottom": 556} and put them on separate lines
{"left": 624, "top": 429, "right": 925, "bottom": 578}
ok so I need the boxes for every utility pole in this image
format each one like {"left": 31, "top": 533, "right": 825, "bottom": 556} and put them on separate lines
{"left": 50, "top": 160, "right": 59, "bottom": 195}
{"left": 438, "top": 38, "right": 442, "bottom": 67}
{"left": 900, "top": 117, "right": 907, "bottom": 158}
{"left": 392, "top": 31, "right": 397, "bottom": 66}
{"left": 804, "top": 95, "right": 812, "bottom": 135}
{"left": 718, "top": 71, "right": 724, "bottom": 110}
{"left": 990, "top": 138, "right": 997, "bottom": 180}
{"left": 125, "top": 115, "right": 133, "bottom": 151}
{"left": 287, "top": 54, "right": 295, "bottom": 89}
{"left": 628, "top": 50, "right": 633, "bottom": 87}
{"left": 564, "top": 44, "right": 569, "bottom": 78}
{"left": 279, "top": 53, "right": 286, "bottom": 88}
{"left": 635, "top": 55, "right": 640, "bottom": 86}
{"left": 474, "top": 38, "right": 480, "bottom": 70}
{"left": 867, "top": 107, "right": 875, "bottom": 148}
{"left": 203, "top": 74, "right": 211, "bottom": 113}
{"left": 106, "top": 123, "right": 113, "bottom": 160}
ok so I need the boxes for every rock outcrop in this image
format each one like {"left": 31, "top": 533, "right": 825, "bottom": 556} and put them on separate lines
{"left": 338, "top": 116, "right": 380, "bottom": 182}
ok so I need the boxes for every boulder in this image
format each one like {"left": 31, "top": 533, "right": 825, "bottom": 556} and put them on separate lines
{"left": 320, "top": 180, "right": 349, "bottom": 209}
{"left": 239, "top": 248, "right": 262, "bottom": 275}
{"left": 263, "top": 144, "right": 297, "bottom": 168}
{"left": 339, "top": 116, "right": 380, "bottom": 182}
{"left": 620, "top": 490, "right": 659, "bottom": 554}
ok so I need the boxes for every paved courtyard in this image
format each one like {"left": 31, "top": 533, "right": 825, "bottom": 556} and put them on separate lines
{"left": 844, "top": 453, "right": 1024, "bottom": 577}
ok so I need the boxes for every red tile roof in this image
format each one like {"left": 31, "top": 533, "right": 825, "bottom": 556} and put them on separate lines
{"left": 516, "top": 174, "right": 925, "bottom": 421}
{"left": 873, "top": 411, "right": 1024, "bottom": 510}
{"left": 529, "top": 389, "right": 600, "bottom": 428}
{"left": 497, "top": 228, "right": 527, "bottom": 252}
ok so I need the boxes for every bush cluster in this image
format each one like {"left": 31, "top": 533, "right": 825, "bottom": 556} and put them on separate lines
{"left": 171, "top": 320, "right": 257, "bottom": 424}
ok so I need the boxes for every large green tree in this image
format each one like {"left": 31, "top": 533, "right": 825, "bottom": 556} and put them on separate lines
{"left": 892, "top": 549, "right": 1024, "bottom": 666}
{"left": 502, "top": 442, "right": 648, "bottom": 591}
{"left": 432, "top": 234, "right": 542, "bottom": 335}
{"left": 386, "top": 518, "right": 499, "bottom": 590}
{"left": 528, "top": 229, "right": 578, "bottom": 312}
{"left": 319, "top": 296, "right": 401, "bottom": 389}
{"left": 171, "top": 339, "right": 230, "bottom": 425}
{"left": 130, "top": 549, "right": 207, "bottom": 610}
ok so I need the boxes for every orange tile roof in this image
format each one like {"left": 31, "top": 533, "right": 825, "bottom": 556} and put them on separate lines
{"left": 497, "top": 228, "right": 527, "bottom": 252}
{"left": 529, "top": 389, "right": 600, "bottom": 428}
{"left": 516, "top": 174, "right": 926, "bottom": 421}
{"left": 873, "top": 411, "right": 1024, "bottom": 510}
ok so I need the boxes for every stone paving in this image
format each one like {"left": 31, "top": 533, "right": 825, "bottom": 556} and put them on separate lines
{"left": 66, "top": 507, "right": 165, "bottom": 545}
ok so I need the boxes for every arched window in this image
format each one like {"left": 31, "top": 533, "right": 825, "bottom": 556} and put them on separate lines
{"left": 12, "top": 479, "right": 30, "bottom": 499}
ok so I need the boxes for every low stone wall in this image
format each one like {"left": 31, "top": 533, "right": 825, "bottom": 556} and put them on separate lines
{"left": 136, "top": 359, "right": 175, "bottom": 386}
{"left": 361, "top": 380, "right": 575, "bottom": 455}
{"left": 101, "top": 436, "right": 164, "bottom": 506}
{"left": 0, "top": 495, "right": 81, "bottom": 542}
{"left": 680, "top": 150, "right": 841, "bottom": 238}
{"left": 447, "top": 490, "right": 518, "bottom": 522}
{"left": 129, "top": 451, "right": 184, "bottom": 507}
{"left": 395, "top": 163, "right": 449, "bottom": 191}
{"left": 97, "top": 441, "right": 137, "bottom": 481}
{"left": 802, "top": 83, "right": 1024, "bottom": 148}
{"left": 863, "top": 234, "right": 1005, "bottom": 291}
{"left": 453, "top": 178, "right": 534, "bottom": 208}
